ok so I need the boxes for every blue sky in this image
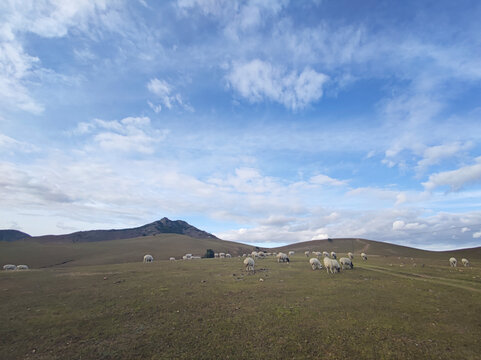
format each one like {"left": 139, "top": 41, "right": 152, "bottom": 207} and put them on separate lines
{"left": 1, "top": 0, "right": 481, "bottom": 250}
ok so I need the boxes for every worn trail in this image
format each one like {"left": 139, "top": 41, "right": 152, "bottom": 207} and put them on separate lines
{"left": 359, "top": 264, "right": 481, "bottom": 294}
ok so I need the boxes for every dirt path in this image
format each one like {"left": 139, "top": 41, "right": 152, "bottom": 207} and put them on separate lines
{"left": 360, "top": 264, "right": 481, "bottom": 294}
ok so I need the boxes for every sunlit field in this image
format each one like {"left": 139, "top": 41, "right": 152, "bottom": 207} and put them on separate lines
{"left": 2, "top": 253, "right": 480, "bottom": 360}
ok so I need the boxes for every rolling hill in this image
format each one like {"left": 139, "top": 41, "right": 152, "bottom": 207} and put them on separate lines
{"left": 0, "top": 229, "right": 31, "bottom": 242}
{"left": 1, "top": 219, "right": 480, "bottom": 268}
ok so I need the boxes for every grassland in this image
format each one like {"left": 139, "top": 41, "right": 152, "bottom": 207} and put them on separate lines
{"left": 1, "top": 252, "right": 481, "bottom": 359}
{"left": 0, "top": 234, "right": 253, "bottom": 268}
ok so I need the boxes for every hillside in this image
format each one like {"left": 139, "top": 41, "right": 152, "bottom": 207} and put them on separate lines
{"left": 27, "top": 217, "right": 218, "bottom": 243}
{"left": 273, "top": 238, "right": 481, "bottom": 260}
{"left": 0, "top": 230, "right": 31, "bottom": 242}
{"left": 0, "top": 233, "right": 254, "bottom": 268}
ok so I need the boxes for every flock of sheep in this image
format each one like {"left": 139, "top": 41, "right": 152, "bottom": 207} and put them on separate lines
{"left": 2, "top": 264, "right": 29, "bottom": 271}
{"left": 449, "top": 257, "right": 470, "bottom": 267}
{"left": 240, "top": 250, "right": 364, "bottom": 274}
{"left": 2, "top": 253, "right": 472, "bottom": 271}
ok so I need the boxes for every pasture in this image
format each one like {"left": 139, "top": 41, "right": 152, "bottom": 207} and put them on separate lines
{"left": 1, "top": 253, "right": 481, "bottom": 359}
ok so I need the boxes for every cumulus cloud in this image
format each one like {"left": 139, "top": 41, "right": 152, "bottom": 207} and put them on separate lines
{"left": 473, "top": 231, "right": 481, "bottom": 239}
{"left": 423, "top": 157, "right": 481, "bottom": 191}
{"left": 392, "top": 220, "right": 426, "bottom": 231}
{"left": 226, "top": 59, "right": 328, "bottom": 110}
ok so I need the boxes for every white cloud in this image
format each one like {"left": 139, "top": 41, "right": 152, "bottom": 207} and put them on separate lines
{"left": 0, "top": 133, "right": 37, "bottom": 153}
{"left": 72, "top": 116, "right": 168, "bottom": 154}
{"left": 309, "top": 174, "right": 347, "bottom": 186}
{"left": 226, "top": 59, "right": 328, "bottom": 110}
{"left": 473, "top": 231, "right": 481, "bottom": 239}
{"left": 416, "top": 142, "right": 473, "bottom": 173}
{"left": 0, "top": 0, "right": 113, "bottom": 114}
{"left": 392, "top": 220, "right": 426, "bottom": 231}
{"left": 461, "top": 227, "right": 471, "bottom": 233}
{"left": 423, "top": 157, "right": 481, "bottom": 191}
{"left": 147, "top": 78, "right": 192, "bottom": 111}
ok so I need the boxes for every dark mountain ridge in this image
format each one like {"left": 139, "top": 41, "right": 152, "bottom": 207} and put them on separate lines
{"left": 12, "top": 218, "right": 219, "bottom": 243}
{"left": 0, "top": 230, "right": 31, "bottom": 242}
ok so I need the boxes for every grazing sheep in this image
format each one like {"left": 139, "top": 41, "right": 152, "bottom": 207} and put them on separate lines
{"left": 339, "top": 257, "right": 353, "bottom": 270}
{"left": 276, "top": 252, "right": 290, "bottom": 263}
{"left": 361, "top": 253, "right": 368, "bottom": 261}
{"left": 348, "top": 252, "right": 354, "bottom": 260}
{"left": 305, "top": 251, "right": 310, "bottom": 257}
{"left": 16, "top": 264, "right": 29, "bottom": 270}
{"left": 244, "top": 257, "right": 255, "bottom": 272}
{"left": 322, "top": 251, "right": 330, "bottom": 258}
{"left": 214, "top": 253, "right": 219, "bottom": 258}
{"left": 462, "top": 258, "right": 470, "bottom": 267}
{"left": 258, "top": 252, "right": 266, "bottom": 258}
{"left": 219, "top": 252, "right": 226, "bottom": 258}
{"left": 3, "top": 264, "right": 17, "bottom": 271}
{"left": 143, "top": 254, "right": 154, "bottom": 263}
{"left": 309, "top": 258, "right": 322, "bottom": 270}
{"left": 323, "top": 257, "right": 340, "bottom": 274}
{"left": 169, "top": 257, "right": 175, "bottom": 261}
{"left": 330, "top": 252, "right": 337, "bottom": 259}
{"left": 449, "top": 257, "right": 457, "bottom": 267}
{"left": 226, "top": 254, "right": 232, "bottom": 258}
{"left": 288, "top": 251, "right": 295, "bottom": 256}
{"left": 251, "top": 251, "right": 258, "bottom": 258}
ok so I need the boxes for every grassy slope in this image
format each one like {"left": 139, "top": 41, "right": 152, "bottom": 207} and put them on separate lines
{"left": 275, "top": 238, "right": 481, "bottom": 261}
{"left": 0, "top": 234, "right": 254, "bottom": 268}
{"left": 1, "top": 254, "right": 480, "bottom": 359}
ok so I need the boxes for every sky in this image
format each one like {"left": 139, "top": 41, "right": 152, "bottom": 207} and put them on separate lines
{"left": 1, "top": 0, "right": 481, "bottom": 250}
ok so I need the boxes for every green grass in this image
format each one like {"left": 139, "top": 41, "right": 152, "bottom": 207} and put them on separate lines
{"left": 1, "top": 254, "right": 481, "bottom": 359}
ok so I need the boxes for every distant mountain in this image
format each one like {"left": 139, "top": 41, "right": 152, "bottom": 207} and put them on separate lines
{"left": 0, "top": 230, "right": 31, "bottom": 242}
{"left": 29, "top": 217, "right": 220, "bottom": 243}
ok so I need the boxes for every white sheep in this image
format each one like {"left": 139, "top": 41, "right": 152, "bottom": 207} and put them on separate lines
{"left": 339, "top": 257, "right": 353, "bottom": 270}
{"left": 361, "top": 253, "right": 367, "bottom": 261}
{"left": 462, "top": 258, "right": 470, "bottom": 267}
{"left": 257, "top": 252, "right": 266, "bottom": 258}
{"left": 219, "top": 252, "right": 226, "bottom": 258}
{"left": 304, "top": 251, "right": 310, "bottom": 257}
{"left": 322, "top": 251, "right": 330, "bottom": 258}
{"left": 449, "top": 257, "right": 457, "bottom": 267}
{"left": 251, "top": 251, "right": 258, "bottom": 258}
{"left": 214, "top": 253, "right": 219, "bottom": 258}
{"left": 330, "top": 251, "right": 337, "bottom": 259}
{"left": 16, "top": 265, "right": 29, "bottom": 270}
{"left": 169, "top": 257, "right": 175, "bottom": 261}
{"left": 323, "top": 257, "right": 340, "bottom": 274}
{"left": 348, "top": 252, "right": 354, "bottom": 260}
{"left": 226, "top": 254, "right": 232, "bottom": 258}
{"left": 244, "top": 257, "right": 255, "bottom": 272}
{"left": 309, "top": 258, "right": 322, "bottom": 270}
{"left": 276, "top": 252, "right": 290, "bottom": 263}
{"left": 143, "top": 254, "right": 154, "bottom": 263}
{"left": 3, "top": 264, "right": 17, "bottom": 270}
{"left": 288, "top": 251, "right": 295, "bottom": 256}
{"left": 242, "top": 254, "right": 247, "bottom": 257}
